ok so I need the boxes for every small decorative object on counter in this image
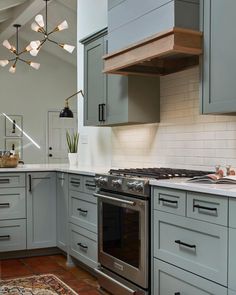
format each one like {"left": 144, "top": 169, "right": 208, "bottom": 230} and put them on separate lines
{"left": 0, "top": 153, "right": 19, "bottom": 168}
{"left": 66, "top": 131, "right": 79, "bottom": 166}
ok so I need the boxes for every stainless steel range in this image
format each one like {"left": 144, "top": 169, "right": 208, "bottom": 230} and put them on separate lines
{"left": 94, "top": 168, "right": 212, "bottom": 295}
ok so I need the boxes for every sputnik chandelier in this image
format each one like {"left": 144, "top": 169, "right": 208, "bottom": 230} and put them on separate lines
{"left": 29, "top": 0, "right": 75, "bottom": 57}
{"left": 0, "top": 24, "right": 40, "bottom": 73}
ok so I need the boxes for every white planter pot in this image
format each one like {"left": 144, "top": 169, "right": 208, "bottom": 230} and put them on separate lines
{"left": 68, "top": 153, "right": 78, "bottom": 167}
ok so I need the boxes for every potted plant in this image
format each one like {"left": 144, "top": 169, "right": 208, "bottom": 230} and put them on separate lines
{"left": 66, "top": 131, "right": 79, "bottom": 166}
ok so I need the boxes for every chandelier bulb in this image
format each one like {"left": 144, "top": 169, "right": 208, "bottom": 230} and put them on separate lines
{"left": 3, "top": 40, "right": 12, "bottom": 50}
{"left": 30, "top": 40, "right": 41, "bottom": 50}
{"left": 0, "top": 60, "right": 9, "bottom": 67}
{"left": 30, "top": 49, "right": 40, "bottom": 57}
{"left": 35, "top": 14, "right": 45, "bottom": 28}
{"left": 57, "top": 20, "right": 69, "bottom": 31}
{"left": 31, "top": 22, "right": 42, "bottom": 32}
{"left": 9, "top": 65, "right": 16, "bottom": 74}
{"left": 60, "top": 44, "right": 75, "bottom": 54}
{"left": 29, "top": 62, "right": 41, "bottom": 70}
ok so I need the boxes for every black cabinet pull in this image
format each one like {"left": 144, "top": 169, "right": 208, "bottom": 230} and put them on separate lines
{"left": 0, "top": 235, "right": 10, "bottom": 240}
{"left": 193, "top": 204, "right": 217, "bottom": 212}
{"left": 85, "top": 183, "right": 96, "bottom": 188}
{"left": 28, "top": 174, "right": 32, "bottom": 192}
{"left": 101, "top": 103, "right": 106, "bottom": 122}
{"left": 70, "top": 181, "right": 80, "bottom": 186}
{"left": 98, "top": 104, "right": 102, "bottom": 122}
{"left": 174, "top": 293, "right": 180, "bottom": 295}
{"left": 77, "top": 242, "right": 88, "bottom": 250}
{"left": 77, "top": 208, "right": 88, "bottom": 214}
{"left": 49, "top": 154, "right": 53, "bottom": 157}
{"left": 0, "top": 179, "right": 10, "bottom": 184}
{"left": 0, "top": 203, "right": 10, "bottom": 208}
{"left": 159, "top": 198, "right": 178, "bottom": 204}
{"left": 175, "top": 240, "right": 196, "bottom": 249}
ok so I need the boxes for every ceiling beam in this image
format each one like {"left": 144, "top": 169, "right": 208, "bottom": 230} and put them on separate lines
{"left": 0, "top": 0, "right": 54, "bottom": 40}
{"left": 0, "top": 0, "right": 27, "bottom": 12}
{"left": 0, "top": 9, "right": 12, "bottom": 23}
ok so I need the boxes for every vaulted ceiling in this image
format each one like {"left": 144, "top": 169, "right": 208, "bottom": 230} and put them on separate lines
{"left": 0, "top": 0, "right": 77, "bottom": 66}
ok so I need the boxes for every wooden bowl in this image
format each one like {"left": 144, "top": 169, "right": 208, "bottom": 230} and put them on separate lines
{"left": 0, "top": 155, "right": 19, "bottom": 168}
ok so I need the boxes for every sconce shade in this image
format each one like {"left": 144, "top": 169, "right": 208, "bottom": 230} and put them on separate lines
{"left": 59, "top": 107, "right": 74, "bottom": 118}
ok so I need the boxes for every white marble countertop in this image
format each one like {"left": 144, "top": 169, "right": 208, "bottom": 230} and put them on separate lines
{"left": 150, "top": 178, "right": 236, "bottom": 198}
{"left": 0, "top": 164, "right": 109, "bottom": 176}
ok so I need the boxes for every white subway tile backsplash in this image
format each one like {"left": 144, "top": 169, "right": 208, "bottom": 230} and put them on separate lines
{"left": 111, "top": 67, "right": 236, "bottom": 170}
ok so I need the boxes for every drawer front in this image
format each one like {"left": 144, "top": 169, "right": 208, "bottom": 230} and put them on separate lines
{"left": 83, "top": 176, "right": 96, "bottom": 195}
{"left": 229, "top": 198, "right": 236, "bottom": 228}
{"left": 0, "top": 219, "right": 26, "bottom": 252}
{"left": 229, "top": 228, "right": 236, "bottom": 291}
{"left": 154, "top": 259, "right": 227, "bottom": 295}
{"left": 154, "top": 211, "right": 227, "bottom": 285}
{"left": 0, "top": 173, "right": 25, "bottom": 188}
{"left": 187, "top": 192, "right": 228, "bottom": 226}
{"left": 229, "top": 290, "right": 236, "bottom": 295}
{"left": 0, "top": 188, "right": 26, "bottom": 220}
{"left": 153, "top": 187, "right": 186, "bottom": 216}
{"left": 69, "top": 223, "right": 97, "bottom": 269}
{"left": 69, "top": 193, "right": 97, "bottom": 233}
{"left": 69, "top": 174, "right": 83, "bottom": 192}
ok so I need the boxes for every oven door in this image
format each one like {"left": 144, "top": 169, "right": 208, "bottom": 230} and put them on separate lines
{"left": 94, "top": 191, "right": 149, "bottom": 289}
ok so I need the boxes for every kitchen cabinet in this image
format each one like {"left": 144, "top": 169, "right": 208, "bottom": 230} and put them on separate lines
{"left": 152, "top": 186, "right": 229, "bottom": 294}
{"left": 68, "top": 174, "right": 98, "bottom": 268}
{"left": 201, "top": 0, "right": 236, "bottom": 114}
{"left": 27, "top": 172, "right": 56, "bottom": 249}
{"left": 56, "top": 172, "right": 68, "bottom": 252}
{"left": 81, "top": 29, "right": 160, "bottom": 127}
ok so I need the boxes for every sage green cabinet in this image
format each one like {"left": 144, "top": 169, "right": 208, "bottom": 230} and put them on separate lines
{"left": 201, "top": 0, "right": 236, "bottom": 114}
{"left": 56, "top": 172, "right": 68, "bottom": 252}
{"left": 81, "top": 29, "right": 160, "bottom": 127}
{"left": 27, "top": 172, "right": 56, "bottom": 249}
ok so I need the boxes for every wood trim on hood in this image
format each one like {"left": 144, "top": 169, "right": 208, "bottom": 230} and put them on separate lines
{"left": 103, "top": 27, "right": 203, "bottom": 76}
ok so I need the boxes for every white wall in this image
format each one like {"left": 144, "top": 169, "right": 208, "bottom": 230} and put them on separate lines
{"left": 0, "top": 41, "right": 77, "bottom": 164}
{"left": 112, "top": 67, "right": 236, "bottom": 171}
{"left": 77, "top": 0, "right": 112, "bottom": 168}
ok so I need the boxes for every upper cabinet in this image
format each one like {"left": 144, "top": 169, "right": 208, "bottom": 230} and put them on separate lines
{"left": 81, "top": 29, "right": 160, "bottom": 127}
{"left": 201, "top": 0, "right": 236, "bottom": 114}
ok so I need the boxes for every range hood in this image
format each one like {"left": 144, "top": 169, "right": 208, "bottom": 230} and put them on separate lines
{"left": 103, "top": 27, "right": 202, "bottom": 76}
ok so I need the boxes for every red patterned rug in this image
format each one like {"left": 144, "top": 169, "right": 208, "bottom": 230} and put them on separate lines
{"left": 0, "top": 274, "right": 78, "bottom": 294}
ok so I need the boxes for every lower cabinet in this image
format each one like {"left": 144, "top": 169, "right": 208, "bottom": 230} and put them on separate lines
{"left": 229, "top": 228, "right": 236, "bottom": 292}
{"left": 229, "top": 290, "right": 236, "bottom": 295}
{"left": 27, "top": 172, "right": 56, "bottom": 249}
{"left": 56, "top": 172, "right": 69, "bottom": 252}
{"left": 154, "top": 259, "right": 227, "bottom": 295}
{"left": 69, "top": 223, "right": 97, "bottom": 269}
{"left": 0, "top": 219, "right": 26, "bottom": 252}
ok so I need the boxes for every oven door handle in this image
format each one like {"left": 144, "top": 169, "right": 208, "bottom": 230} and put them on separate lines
{"left": 94, "top": 268, "right": 137, "bottom": 294}
{"left": 94, "top": 193, "right": 136, "bottom": 206}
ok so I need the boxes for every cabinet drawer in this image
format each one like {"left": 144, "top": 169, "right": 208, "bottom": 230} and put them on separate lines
{"left": 154, "top": 259, "right": 227, "bottom": 295}
{"left": 0, "top": 173, "right": 25, "bottom": 188}
{"left": 69, "top": 174, "right": 83, "bottom": 192}
{"left": 154, "top": 211, "right": 227, "bottom": 285}
{"left": 83, "top": 176, "right": 96, "bottom": 195}
{"left": 69, "top": 192, "right": 97, "bottom": 233}
{"left": 0, "top": 219, "right": 26, "bottom": 252}
{"left": 187, "top": 192, "right": 228, "bottom": 226}
{"left": 69, "top": 223, "right": 97, "bottom": 269}
{"left": 153, "top": 187, "right": 186, "bottom": 216}
{"left": 229, "top": 198, "right": 236, "bottom": 228}
{"left": 0, "top": 188, "right": 26, "bottom": 220}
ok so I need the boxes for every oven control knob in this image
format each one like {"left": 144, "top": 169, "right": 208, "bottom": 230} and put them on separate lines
{"left": 135, "top": 182, "right": 144, "bottom": 192}
{"left": 127, "top": 181, "right": 137, "bottom": 191}
{"left": 112, "top": 179, "right": 122, "bottom": 188}
{"left": 94, "top": 176, "right": 108, "bottom": 186}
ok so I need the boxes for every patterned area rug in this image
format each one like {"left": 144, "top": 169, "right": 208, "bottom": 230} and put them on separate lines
{"left": 0, "top": 274, "right": 78, "bottom": 295}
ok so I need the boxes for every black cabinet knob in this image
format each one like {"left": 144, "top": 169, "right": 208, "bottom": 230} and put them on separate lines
{"left": 49, "top": 147, "right": 52, "bottom": 150}
{"left": 49, "top": 154, "right": 53, "bottom": 157}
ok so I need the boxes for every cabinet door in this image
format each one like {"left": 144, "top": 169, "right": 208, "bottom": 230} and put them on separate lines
{"left": 57, "top": 172, "right": 68, "bottom": 252}
{"left": 27, "top": 172, "right": 56, "bottom": 249}
{"left": 201, "top": 0, "right": 236, "bottom": 113}
{"left": 84, "top": 34, "right": 106, "bottom": 126}
{"left": 229, "top": 228, "right": 236, "bottom": 291}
